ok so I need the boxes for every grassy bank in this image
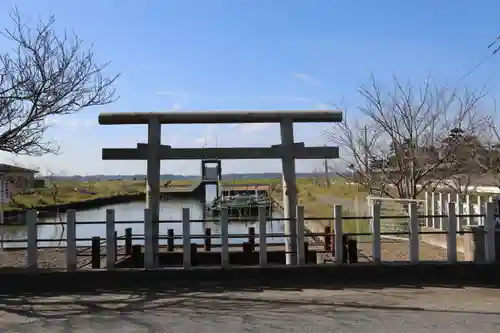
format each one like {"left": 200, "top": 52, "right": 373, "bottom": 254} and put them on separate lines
{"left": 7, "top": 178, "right": 282, "bottom": 212}
{"left": 9, "top": 177, "right": 371, "bottom": 236}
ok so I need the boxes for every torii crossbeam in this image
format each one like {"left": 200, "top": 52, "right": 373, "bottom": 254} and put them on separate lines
{"left": 98, "top": 110, "right": 343, "bottom": 265}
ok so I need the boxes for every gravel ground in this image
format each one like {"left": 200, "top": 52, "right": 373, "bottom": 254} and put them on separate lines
{"left": 0, "top": 285, "right": 499, "bottom": 332}
{"left": 357, "top": 239, "right": 465, "bottom": 262}
{"left": 0, "top": 239, "right": 463, "bottom": 270}
{"left": 0, "top": 247, "right": 105, "bottom": 270}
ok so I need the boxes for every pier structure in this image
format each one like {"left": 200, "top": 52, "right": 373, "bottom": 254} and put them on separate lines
{"left": 98, "top": 110, "right": 342, "bottom": 265}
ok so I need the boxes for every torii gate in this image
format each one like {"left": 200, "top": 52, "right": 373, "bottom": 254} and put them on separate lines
{"left": 98, "top": 110, "right": 342, "bottom": 265}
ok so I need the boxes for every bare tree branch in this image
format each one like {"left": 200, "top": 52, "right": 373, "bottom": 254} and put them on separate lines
{"left": 0, "top": 7, "right": 119, "bottom": 156}
{"left": 326, "top": 75, "right": 488, "bottom": 199}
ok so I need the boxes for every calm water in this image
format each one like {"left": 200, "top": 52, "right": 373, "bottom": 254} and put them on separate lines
{"left": 1, "top": 199, "right": 284, "bottom": 248}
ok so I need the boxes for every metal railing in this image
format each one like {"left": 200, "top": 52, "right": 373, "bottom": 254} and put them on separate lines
{"left": 6, "top": 201, "right": 499, "bottom": 271}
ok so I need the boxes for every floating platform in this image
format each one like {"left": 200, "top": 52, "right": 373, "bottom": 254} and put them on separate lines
{"left": 208, "top": 183, "right": 273, "bottom": 218}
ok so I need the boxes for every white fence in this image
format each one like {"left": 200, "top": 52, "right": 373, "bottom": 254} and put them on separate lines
{"left": 15, "top": 200, "right": 499, "bottom": 271}
{"left": 424, "top": 192, "right": 497, "bottom": 230}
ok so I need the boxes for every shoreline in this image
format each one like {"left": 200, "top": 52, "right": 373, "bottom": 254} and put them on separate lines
{"left": 4, "top": 193, "right": 146, "bottom": 223}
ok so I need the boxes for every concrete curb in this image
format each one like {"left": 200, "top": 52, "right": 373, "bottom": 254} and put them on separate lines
{"left": 0, "top": 263, "right": 499, "bottom": 294}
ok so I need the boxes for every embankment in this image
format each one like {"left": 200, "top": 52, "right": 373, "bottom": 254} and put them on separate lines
{"left": 5, "top": 193, "right": 146, "bottom": 222}
{"left": 271, "top": 197, "right": 321, "bottom": 245}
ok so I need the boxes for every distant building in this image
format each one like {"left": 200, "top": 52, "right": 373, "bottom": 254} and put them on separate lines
{"left": 0, "top": 164, "right": 38, "bottom": 202}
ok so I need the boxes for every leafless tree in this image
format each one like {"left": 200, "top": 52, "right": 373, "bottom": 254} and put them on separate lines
{"left": 45, "top": 169, "right": 66, "bottom": 245}
{"left": 0, "top": 7, "right": 119, "bottom": 156}
{"left": 326, "top": 75, "right": 488, "bottom": 199}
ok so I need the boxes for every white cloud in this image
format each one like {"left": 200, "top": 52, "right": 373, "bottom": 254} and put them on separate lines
{"left": 293, "top": 73, "right": 319, "bottom": 85}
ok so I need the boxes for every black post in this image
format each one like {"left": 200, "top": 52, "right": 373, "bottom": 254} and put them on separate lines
{"left": 125, "top": 228, "right": 132, "bottom": 255}
{"left": 304, "top": 242, "right": 309, "bottom": 264}
{"left": 191, "top": 243, "right": 198, "bottom": 266}
{"left": 204, "top": 228, "right": 211, "bottom": 251}
{"left": 248, "top": 227, "right": 256, "bottom": 250}
{"left": 342, "top": 235, "right": 349, "bottom": 264}
{"left": 167, "top": 229, "right": 175, "bottom": 252}
{"left": 91, "top": 236, "right": 101, "bottom": 269}
{"left": 347, "top": 238, "right": 358, "bottom": 263}
{"left": 114, "top": 230, "right": 118, "bottom": 262}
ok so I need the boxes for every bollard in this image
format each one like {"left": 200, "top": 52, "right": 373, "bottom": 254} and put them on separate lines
{"left": 131, "top": 244, "right": 142, "bottom": 267}
{"left": 347, "top": 238, "right": 358, "bottom": 263}
{"left": 190, "top": 243, "right": 198, "bottom": 266}
{"left": 114, "top": 231, "right": 118, "bottom": 263}
{"left": 304, "top": 242, "right": 309, "bottom": 264}
{"left": 324, "top": 226, "right": 331, "bottom": 251}
{"left": 242, "top": 242, "right": 253, "bottom": 253}
{"left": 91, "top": 236, "right": 101, "bottom": 269}
{"left": 131, "top": 244, "right": 142, "bottom": 260}
{"left": 248, "top": 227, "right": 256, "bottom": 250}
{"left": 125, "top": 228, "right": 132, "bottom": 255}
{"left": 342, "top": 235, "right": 349, "bottom": 263}
{"left": 167, "top": 229, "right": 174, "bottom": 252}
{"left": 204, "top": 228, "right": 211, "bottom": 252}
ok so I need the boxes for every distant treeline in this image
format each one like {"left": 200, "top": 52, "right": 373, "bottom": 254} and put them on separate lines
{"left": 42, "top": 172, "right": 334, "bottom": 182}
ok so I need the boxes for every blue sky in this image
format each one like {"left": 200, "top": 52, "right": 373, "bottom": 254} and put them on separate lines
{"left": 1, "top": 0, "right": 499, "bottom": 176}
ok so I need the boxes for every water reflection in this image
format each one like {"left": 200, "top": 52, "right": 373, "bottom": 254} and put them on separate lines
{"left": 2, "top": 199, "right": 284, "bottom": 247}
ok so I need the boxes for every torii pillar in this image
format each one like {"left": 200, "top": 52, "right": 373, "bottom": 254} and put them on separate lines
{"left": 98, "top": 110, "right": 343, "bottom": 266}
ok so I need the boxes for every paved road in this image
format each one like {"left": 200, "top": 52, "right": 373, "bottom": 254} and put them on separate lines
{"left": 0, "top": 285, "right": 499, "bottom": 332}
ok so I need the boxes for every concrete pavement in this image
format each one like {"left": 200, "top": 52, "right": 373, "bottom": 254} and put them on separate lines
{"left": 0, "top": 285, "right": 499, "bottom": 332}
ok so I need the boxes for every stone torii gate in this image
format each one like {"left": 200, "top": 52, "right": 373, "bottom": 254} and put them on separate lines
{"left": 98, "top": 110, "right": 342, "bottom": 265}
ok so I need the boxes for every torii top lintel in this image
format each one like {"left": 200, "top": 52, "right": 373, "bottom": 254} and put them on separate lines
{"left": 98, "top": 110, "right": 343, "bottom": 125}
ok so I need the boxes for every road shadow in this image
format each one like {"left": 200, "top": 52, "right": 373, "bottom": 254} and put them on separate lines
{"left": 1, "top": 279, "right": 500, "bottom": 332}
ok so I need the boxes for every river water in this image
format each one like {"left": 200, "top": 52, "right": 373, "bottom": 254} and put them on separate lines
{"left": 1, "top": 199, "right": 285, "bottom": 248}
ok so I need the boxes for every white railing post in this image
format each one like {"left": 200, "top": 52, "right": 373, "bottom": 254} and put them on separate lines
{"left": 478, "top": 195, "right": 485, "bottom": 226}
{"left": 182, "top": 207, "right": 191, "bottom": 269}
{"left": 485, "top": 202, "right": 496, "bottom": 263}
{"left": 371, "top": 200, "right": 381, "bottom": 264}
{"left": 409, "top": 202, "right": 419, "bottom": 264}
{"left": 106, "top": 209, "right": 116, "bottom": 270}
{"left": 220, "top": 207, "right": 229, "bottom": 268}
{"left": 438, "top": 192, "right": 444, "bottom": 230}
{"left": 296, "top": 205, "right": 305, "bottom": 265}
{"left": 447, "top": 202, "right": 457, "bottom": 263}
{"left": 333, "top": 205, "right": 343, "bottom": 264}
{"left": 144, "top": 208, "right": 154, "bottom": 269}
{"left": 424, "top": 192, "right": 430, "bottom": 227}
{"left": 258, "top": 206, "right": 267, "bottom": 266}
{"left": 66, "top": 210, "right": 77, "bottom": 272}
{"left": 466, "top": 194, "right": 472, "bottom": 226}
{"left": 431, "top": 192, "right": 436, "bottom": 228}
{"left": 456, "top": 193, "right": 462, "bottom": 231}
{"left": 26, "top": 210, "right": 38, "bottom": 270}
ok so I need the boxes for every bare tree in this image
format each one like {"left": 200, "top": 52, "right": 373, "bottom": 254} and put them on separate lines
{"left": 327, "top": 75, "right": 487, "bottom": 199}
{"left": 45, "top": 169, "right": 65, "bottom": 245}
{"left": 0, "top": 7, "right": 119, "bottom": 156}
